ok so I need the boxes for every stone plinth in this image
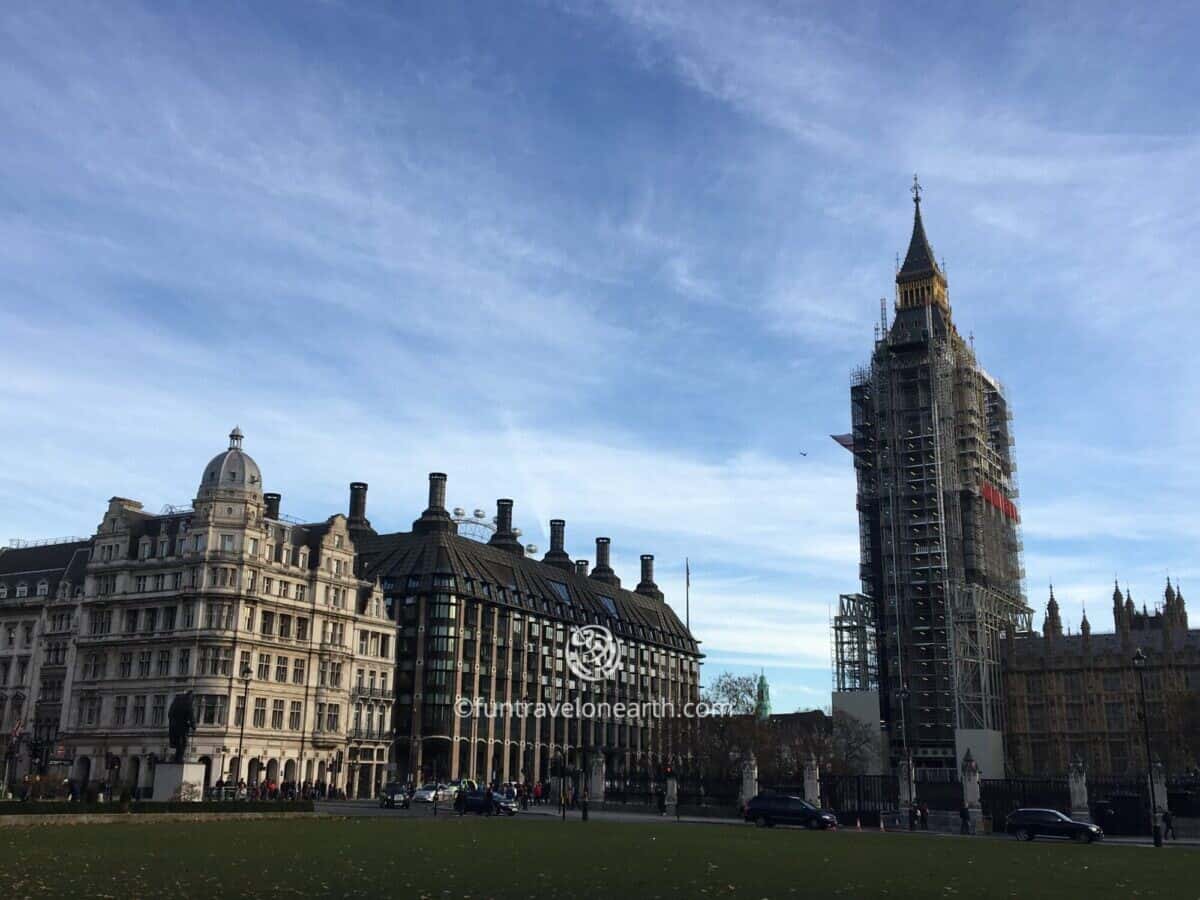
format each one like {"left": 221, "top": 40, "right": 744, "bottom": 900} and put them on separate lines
{"left": 151, "top": 762, "right": 206, "bottom": 802}
{"left": 587, "top": 754, "right": 605, "bottom": 802}
{"left": 738, "top": 756, "right": 758, "bottom": 806}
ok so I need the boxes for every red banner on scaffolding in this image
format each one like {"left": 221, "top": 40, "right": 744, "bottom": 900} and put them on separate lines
{"left": 980, "top": 481, "right": 1020, "bottom": 522}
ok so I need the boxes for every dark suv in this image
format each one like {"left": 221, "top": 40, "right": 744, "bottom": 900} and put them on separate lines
{"left": 1005, "top": 808, "right": 1103, "bottom": 842}
{"left": 378, "top": 782, "right": 410, "bottom": 809}
{"left": 743, "top": 794, "right": 838, "bottom": 829}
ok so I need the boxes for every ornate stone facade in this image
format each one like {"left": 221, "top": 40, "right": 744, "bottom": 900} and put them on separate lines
{"left": 1003, "top": 582, "right": 1199, "bottom": 776}
{"left": 2, "top": 429, "right": 393, "bottom": 797}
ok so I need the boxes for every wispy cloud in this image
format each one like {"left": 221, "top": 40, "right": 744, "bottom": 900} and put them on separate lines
{"left": 1, "top": 0, "right": 1196, "bottom": 712}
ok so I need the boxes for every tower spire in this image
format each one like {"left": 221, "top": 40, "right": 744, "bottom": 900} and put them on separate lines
{"left": 895, "top": 176, "right": 948, "bottom": 313}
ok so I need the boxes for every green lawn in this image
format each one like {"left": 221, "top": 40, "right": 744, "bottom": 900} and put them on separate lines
{"left": 0, "top": 817, "right": 1192, "bottom": 898}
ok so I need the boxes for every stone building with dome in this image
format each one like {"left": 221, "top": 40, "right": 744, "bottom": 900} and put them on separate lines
{"left": 1002, "top": 581, "right": 1200, "bottom": 776}
{"left": 3, "top": 428, "right": 703, "bottom": 799}
{"left": 44, "top": 428, "right": 395, "bottom": 797}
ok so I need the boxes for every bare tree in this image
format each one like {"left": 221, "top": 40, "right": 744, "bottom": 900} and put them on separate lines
{"left": 829, "top": 710, "right": 878, "bottom": 775}
{"left": 703, "top": 672, "right": 758, "bottom": 715}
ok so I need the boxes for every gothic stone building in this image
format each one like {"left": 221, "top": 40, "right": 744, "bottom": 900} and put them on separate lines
{"left": 1003, "top": 581, "right": 1199, "bottom": 776}
{"left": 354, "top": 473, "right": 702, "bottom": 786}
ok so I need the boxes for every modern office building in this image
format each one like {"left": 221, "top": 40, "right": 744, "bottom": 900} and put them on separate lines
{"left": 354, "top": 473, "right": 702, "bottom": 787}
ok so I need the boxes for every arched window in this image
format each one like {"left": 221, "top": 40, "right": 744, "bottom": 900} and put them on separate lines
{"left": 0, "top": 584, "right": 7, "bottom": 599}
{"left": 15, "top": 582, "right": 28, "bottom": 598}
{"left": 36, "top": 580, "right": 49, "bottom": 597}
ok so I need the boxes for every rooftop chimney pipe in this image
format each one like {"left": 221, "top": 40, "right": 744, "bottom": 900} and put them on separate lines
{"left": 488, "top": 498, "right": 524, "bottom": 556}
{"left": 590, "top": 537, "right": 619, "bottom": 587}
{"left": 412, "top": 473, "right": 455, "bottom": 534}
{"left": 428, "top": 473, "right": 447, "bottom": 510}
{"left": 349, "top": 482, "right": 368, "bottom": 522}
{"left": 636, "top": 553, "right": 662, "bottom": 599}
{"left": 263, "top": 493, "right": 281, "bottom": 520}
{"left": 575, "top": 559, "right": 590, "bottom": 577}
{"left": 542, "top": 518, "right": 572, "bottom": 571}
{"left": 496, "top": 499, "right": 513, "bottom": 533}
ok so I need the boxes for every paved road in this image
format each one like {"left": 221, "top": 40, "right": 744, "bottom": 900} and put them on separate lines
{"left": 316, "top": 800, "right": 1200, "bottom": 847}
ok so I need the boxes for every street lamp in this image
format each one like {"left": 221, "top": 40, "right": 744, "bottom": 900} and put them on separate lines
{"left": 1132, "top": 648, "right": 1162, "bottom": 847}
{"left": 896, "top": 685, "right": 911, "bottom": 759}
{"left": 552, "top": 748, "right": 567, "bottom": 822}
{"left": 235, "top": 663, "right": 253, "bottom": 792}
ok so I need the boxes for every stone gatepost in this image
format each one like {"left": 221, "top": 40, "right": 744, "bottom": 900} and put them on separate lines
{"left": 1068, "top": 756, "right": 1090, "bottom": 823}
{"left": 738, "top": 755, "right": 758, "bottom": 807}
{"left": 803, "top": 754, "right": 822, "bottom": 808}
{"left": 587, "top": 753, "right": 605, "bottom": 802}
{"left": 897, "top": 755, "right": 915, "bottom": 809}
{"left": 665, "top": 774, "right": 678, "bottom": 816}
{"left": 961, "top": 749, "right": 982, "bottom": 833}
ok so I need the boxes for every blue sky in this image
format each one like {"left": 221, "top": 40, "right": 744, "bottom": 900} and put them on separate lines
{"left": 1, "top": 1, "right": 1197, "bottom": 712}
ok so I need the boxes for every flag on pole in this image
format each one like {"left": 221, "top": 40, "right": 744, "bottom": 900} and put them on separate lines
{"left": 685, "top": 558, "right": 691, "bottom": 631}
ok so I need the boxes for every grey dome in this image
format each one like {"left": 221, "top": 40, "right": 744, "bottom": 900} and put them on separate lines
{"left": 198, "top": 427, "right": 263, "bottom": 497}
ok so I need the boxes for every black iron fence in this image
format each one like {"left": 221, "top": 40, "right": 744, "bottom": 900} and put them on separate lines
{"left": 979, "top": 778, "right": 1070, "bottom": 825}
{"left": 819, "top": 774, "right": 899, "bottom": 827}
{"left": 915, "top": 776, "right": 961, "bottom": 811}
{"left": 603, "top": 777, "right": 656, "bottom": 805}
{"left": 1167, "top": 775, "right": 1200, "bottom": 818}
{"left": 677, "top": 775, "right": 740, "bottom": 809}
{"left": 1087, "top": 776, "right": 1150, "bottom": 836}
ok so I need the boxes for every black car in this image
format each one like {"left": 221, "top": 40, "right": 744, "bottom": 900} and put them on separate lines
{"left": 378, "top": 782, "right": 410, "bottom": 809}
{"left": 743, "top": 794, "right": 838, "bottom": 829}
{"left": 456, "top": 788, "right": 518, "bottom": 817}
{"left": 1005, "top": 808, "right": 1103, "bottom": 842}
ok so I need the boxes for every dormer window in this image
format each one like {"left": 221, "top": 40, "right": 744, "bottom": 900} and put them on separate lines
{"left": 36, "top": 580, "right": 48, "bottom": 597}
{"left": 0, "top": 584, "right": 7, "bottom": 599}
{"left": 15, "top": 582, "right": 28, "bottom": 598}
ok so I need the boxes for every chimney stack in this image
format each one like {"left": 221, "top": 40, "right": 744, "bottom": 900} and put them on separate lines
{"left": 263, "top": 493, "right": 281, "bottom": 520}
{"left": 488, "top": 498, "right": 525, "bottom": 556}
{"left": 413, "top": 472, "right": 456, "bottom": 534}
{"left": 347, "top": 482, "right": 373, "bottom": 539}
{"left": 542, "top": 518, "right": 572, "bottom": 571}
{"left": 428, "top": 473, "right": 447, "bottom": 510}
{"left": 590, "top": 537, "right": 619, "bottom": 587}
{"left": 636, "top": 554, "right": 662, "bottom": 599}
{"left": 575, "top": 559, "right": 590, "bottom": 577}
{"left": 349, "top": 482, "right": 368, "bottom": 522}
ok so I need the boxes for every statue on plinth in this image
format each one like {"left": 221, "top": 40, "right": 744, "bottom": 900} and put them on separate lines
{"left": 167, "top": 691, "right": 196, "bottom": 764}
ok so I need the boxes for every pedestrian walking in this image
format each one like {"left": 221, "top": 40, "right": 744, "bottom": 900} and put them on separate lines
{"left": 1162, "top": 809, "right": 1176, "bottom": 840}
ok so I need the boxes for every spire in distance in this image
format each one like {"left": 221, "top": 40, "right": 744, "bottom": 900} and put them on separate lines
{"left": 897, "top": 174, "right": 944, "bottom": 284}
